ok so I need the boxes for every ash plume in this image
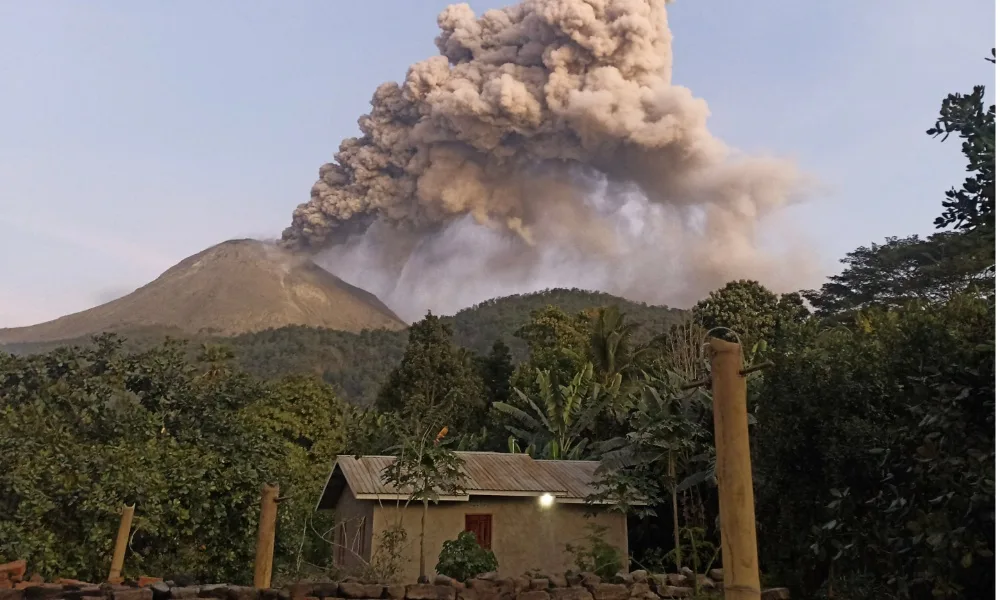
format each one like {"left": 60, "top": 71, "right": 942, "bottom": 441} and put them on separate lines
{"left": 283, "top": 0, "right": 817, "bottom": 320}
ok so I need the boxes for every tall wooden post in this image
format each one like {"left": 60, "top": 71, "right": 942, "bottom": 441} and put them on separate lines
{"left": 108, "top": 504, "right": 135, "bottom": 583}
{"left": 709, "top": 337, "right": 761, "bottom": 600}
{"left": 254, "top": 484, "right": 280, "bottom": 589}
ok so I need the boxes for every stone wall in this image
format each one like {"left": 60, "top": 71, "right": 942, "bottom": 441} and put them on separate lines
{"left": 0, "top": 560, "right": 791, "bottom": 600}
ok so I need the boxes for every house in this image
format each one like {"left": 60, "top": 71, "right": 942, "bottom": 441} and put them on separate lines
{"left": 315, "top": 452, "right": 633, "bottom": 581}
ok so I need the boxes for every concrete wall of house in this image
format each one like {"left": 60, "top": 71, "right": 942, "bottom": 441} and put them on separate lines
{"left": 333, "top": 490, "right": 374, "bottom": 573}
{"left": 369, "top": 496, "right": 628, "bottom": 582}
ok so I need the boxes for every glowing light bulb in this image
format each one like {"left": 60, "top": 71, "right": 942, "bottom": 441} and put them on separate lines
{"left": 539, "top": 493, "right": 555, "bottom": 508}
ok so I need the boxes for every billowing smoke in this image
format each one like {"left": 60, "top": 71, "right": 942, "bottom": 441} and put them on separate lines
{"left": 282, "top": 0, "right": 818, "bottom": 321}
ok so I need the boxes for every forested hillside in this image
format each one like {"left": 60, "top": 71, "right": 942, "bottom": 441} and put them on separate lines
{"left": 1, "top": 289, "right": 685, "bottom": 405}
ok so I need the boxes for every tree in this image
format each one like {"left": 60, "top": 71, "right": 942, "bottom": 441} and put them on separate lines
{"left": 380, "top": 427, "right": 466, "bottom": 583}
{"left": 476, "top": 339, "right": 514, "bottom": 405}
{"left": 494, "top": 363, "right": 616, "bottom": 459}
{"left": 244, "top": 375, "right": 353, "bottom": 577}
{"left": 376, "top": 313, "right": 485, "bottom": 435}
{"left": 926, "top": 49, "right": 995, "bottom": 233}
{"left": 804, "top": 232, "right": 994, "bottom": 317}
{"left": 581, "top": 306, "right": 659, "bottom": 387}
{"left": 692, "top": 280, "right": 806, "bottom": 347}
{"left": 0, "top": 336, "right": 304, "bottom": 582}
{"left": 510, "top": 305, "right": 592, "bottom": 393}
{"left": 857, "top": 295, "right": 994, "bottom": 598}
{"left": 753, "top": 295, "right": 994, "bottom": 598}
{"left": 592, "top": 378, "right": 712, "bottom": 573}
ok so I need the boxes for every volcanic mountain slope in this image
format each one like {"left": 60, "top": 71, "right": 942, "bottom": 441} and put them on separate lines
{"left": 0, "top": 239, "right": 407, "bottom": 345}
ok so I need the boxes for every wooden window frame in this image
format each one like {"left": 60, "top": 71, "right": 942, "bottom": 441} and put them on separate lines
{"left": 464, "top": 513, "right": 493, "bottom": 550}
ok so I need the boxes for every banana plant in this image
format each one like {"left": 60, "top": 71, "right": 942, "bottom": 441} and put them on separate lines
{"left": 493, "top": 362, "right": 615, "bottom": 460}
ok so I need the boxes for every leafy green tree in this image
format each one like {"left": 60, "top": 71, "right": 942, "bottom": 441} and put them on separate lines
{"left": 494, "top": 363, "right": 616, "bottom": 459}
{"left": 0, "top": 336, "right": 285, "bottom": 582}
{"left": 692, "top": 280, "right": 806, "bottom": 347}
{"left": 803, "top": 231, "right": 994, "bottom": 317}
{"left": 376, "top": 313, "right": 485, "bottom": 435}
{"left": 445, "top": 288, "right": 685, "bottom": 356}
{"left": 476, "top": 339, "right": 515, "bottom": 405}
{"left": 510, "top": 305, "right": 592, "bottom": 393}
{"left": 345, "top": 408, "right": 405, "bottom": 456}
{"left": 926, "top": 49, "right": 995, "bottom": 233}
{"left": 753, "top": 295, "right": 994, "bottom": 599}
{"left": 579, "top": 306, "right": 660, "bottom": 387}
{"left": 381, "top": 427, "right": 466, "bottom": 583}
{"left": 244, "top": 375, "right": 353, "bottom": 578}
{"left": 0, "top": 335, "right": 357, "bottom": 583}
{"left": 592, "top": 379, "right": 712, "bottom": 572}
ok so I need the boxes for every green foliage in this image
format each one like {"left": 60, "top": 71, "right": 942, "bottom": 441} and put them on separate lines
{"left": 3, "top": 289, "right": 685, "bottom": 408}
{"left": 753, "top": 295, "right": 994, "bottom": 598}
{"left": 365, "top": 524, "right": 409, "bottom": 584}
{"left": 564, "top": 523, "right": 624, "bottom": 580}
{"left": 477, "top": 340, "right": 515, "bottom": 406}
{"left": 448, "top": 289, "right": 685, "bottom": 357}
{"left": 803, "top": 231, "right": 994, "bottom": 318}
{"left": 243, "top": 375, "right": 353, "bottom": 579}
{"left": 380, "top": 425, "right": 467, "bottom": 582}
{"left": 692, "top": 280, "right": 806, "bottom": 347}
{"left": 580, "top": 306, "right": 659, "bottom": 387}
{"left": 436, "top": 531, "right": 498, "bottom": 582}
{"left": 0, "top": 335, "right": 346, "bottom": 582}
{"left": 380, "top": 428, "right": 467, "bottom": 507}
{"left": 926, "top": 49, "right": 995, "bottom": 232}
{"left": 591, "top": 374, "right": 714, "bottom": 573}
{"left": 229, "top": 326, "right": 407, "bottom": 405}
{"left": 677, "top": 526, "right": 719, "bottom": 590}
{"left": 593, "top": 380, "right": 711, "bottom": 506}
{"left": 376, "top": 313, "right": 486, "bottom": 434}
{"left": 510, "top": 305, "right": 593, "bottom": 393}
{"left": 495, "top": 363, "right": 616, "bottom": 460}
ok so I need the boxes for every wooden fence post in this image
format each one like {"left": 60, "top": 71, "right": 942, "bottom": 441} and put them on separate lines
{"left": 108, "top": 504, "right": 135, "bottom": 584}
{"left": 254, "top": 484, "right": 280, "bottom": 589}
{"left": 709, "top": 337, "right": 761, "bottom": 600}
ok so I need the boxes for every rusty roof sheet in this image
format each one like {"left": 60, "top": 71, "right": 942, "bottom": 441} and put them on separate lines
{"left": 534, "top": 460, "right": 604, "bottom": 503}
{"left": 316, "top": 452, "right": 616, "bottom": 510}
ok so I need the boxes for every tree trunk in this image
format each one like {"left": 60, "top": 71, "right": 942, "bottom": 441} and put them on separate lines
{"left": 670, "top": 456, "right": 681, "bottom": 573}
{"left": 419, "top": 499, "right": 428, "bottom": 583}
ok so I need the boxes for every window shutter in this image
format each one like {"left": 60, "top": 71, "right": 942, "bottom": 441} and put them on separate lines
{"left": 464, "top": 514, "right": 492, "bottom": 550}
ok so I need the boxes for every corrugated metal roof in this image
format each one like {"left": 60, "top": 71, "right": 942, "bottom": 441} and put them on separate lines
{"left": 316, "top": 452, "right": 616, "bottom": 510}
{"left": 535, "top": 460, "right": 604, "bottom": 503}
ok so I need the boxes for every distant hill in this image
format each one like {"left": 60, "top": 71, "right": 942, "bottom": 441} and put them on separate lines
{"left": 2, "top": 288, "right": 686, "bottom": 405}
{"left": 448, "top": 288, "right": 687, "bottom": 355}
{"left": 0, "top": 239, "right": 406, "bottom": 345}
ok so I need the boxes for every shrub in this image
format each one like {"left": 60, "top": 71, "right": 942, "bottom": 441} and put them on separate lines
{"left": 564, "top": 523, "right": 624, "bottom": 580}
{"left": 436, "top": 531, "right": 498, "bottom": 581}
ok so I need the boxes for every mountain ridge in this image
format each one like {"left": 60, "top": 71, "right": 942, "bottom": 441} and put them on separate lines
{"left": 2, "top": 287, "right": 686, "bottom": 405}
{"left": 0, "top": 239, "right": 407, "bottom": 345}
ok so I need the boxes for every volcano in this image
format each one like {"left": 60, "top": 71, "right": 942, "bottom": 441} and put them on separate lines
{"left": 0, "top": 239, "right": 407, "bottom": 345}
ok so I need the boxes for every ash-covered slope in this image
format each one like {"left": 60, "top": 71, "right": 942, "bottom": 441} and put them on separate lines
{"left": 0, "top": 239, "right": 407, "bottom": 344}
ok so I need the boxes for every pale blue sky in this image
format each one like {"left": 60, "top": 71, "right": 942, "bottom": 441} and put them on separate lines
{"left": 0, "top": 0, "right": 994, "bottom": 327}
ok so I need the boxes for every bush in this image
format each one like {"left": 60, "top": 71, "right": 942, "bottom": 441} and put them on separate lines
{"left": 564, "top": 523, "right": 624, "bottom": 580}
{"left": 436, "top": 531, "right": 498, "bottom": 581}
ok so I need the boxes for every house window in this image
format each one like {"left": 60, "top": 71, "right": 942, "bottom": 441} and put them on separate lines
{"left": 465, "top": 514, "right": 492, "bottom": 550}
